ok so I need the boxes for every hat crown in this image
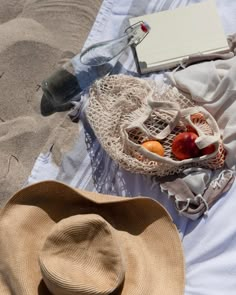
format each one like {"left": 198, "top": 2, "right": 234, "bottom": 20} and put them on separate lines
{"left": 39, "top": 214, "right": 125, "bottom": 295}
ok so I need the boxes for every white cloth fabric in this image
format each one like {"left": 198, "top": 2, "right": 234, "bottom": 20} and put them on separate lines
{"left": 27, "top": 1, "right": 236, "bottom": 294}
{"left": 182, "top": 167, "right": 212, "bottom": 195}
{"left": 166, "top": 56, "right": 236, "bottom": 170}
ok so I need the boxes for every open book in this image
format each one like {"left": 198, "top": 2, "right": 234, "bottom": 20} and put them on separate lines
{"left": 129, "top": 0, "right": 230, "bottom": 74}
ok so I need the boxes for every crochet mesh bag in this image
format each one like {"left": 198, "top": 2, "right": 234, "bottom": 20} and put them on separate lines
{"left": 86, "top": 75, "right": 225, "bottom": 177}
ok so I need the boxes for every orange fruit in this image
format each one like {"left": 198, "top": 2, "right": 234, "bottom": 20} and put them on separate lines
{"left": 141, "top": 140, "right": 165, "bottom": 157}
{"left": 191, "top": 113, "right": 204, "bottom": 120}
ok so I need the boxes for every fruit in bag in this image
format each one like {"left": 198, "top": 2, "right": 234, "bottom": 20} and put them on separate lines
{"left": 172, "top": 132, "right": 200, "bottom": 160}
{"left": 142, "top": 141, "right": 165, "bottom": 157}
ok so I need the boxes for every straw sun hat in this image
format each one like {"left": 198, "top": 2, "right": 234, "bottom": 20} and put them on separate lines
{"left": 0, "top": 181, "right": 185, "bottom": 295}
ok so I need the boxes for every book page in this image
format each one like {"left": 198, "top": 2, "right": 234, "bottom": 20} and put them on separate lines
{"left": 129, "top": 0, "right": 229, "bottom": 73}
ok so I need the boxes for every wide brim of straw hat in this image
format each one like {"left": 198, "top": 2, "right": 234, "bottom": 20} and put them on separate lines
{"left": 0, "top": 181, "right": 185, "bottom": 295}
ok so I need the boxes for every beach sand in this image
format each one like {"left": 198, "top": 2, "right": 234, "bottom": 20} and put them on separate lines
{"left": 0, "top": 0, "right": 102, "bottom": 206}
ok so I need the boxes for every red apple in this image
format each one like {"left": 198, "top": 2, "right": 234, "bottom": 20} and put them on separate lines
{"left": 186, "top": 125, "right": 198, "bottom": 134}
{"left": 172, "top": 132, "right": 201, "bottom": 160}
{"left": 201, "top": 144, "right": 216, "bottom": 155}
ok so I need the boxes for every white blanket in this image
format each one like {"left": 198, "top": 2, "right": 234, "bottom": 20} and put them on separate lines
{"left": 27, "top": 0, "right": 236, "bottom": 294}
{"left": 166, "top": 56, "right": 236, "bottom": 170}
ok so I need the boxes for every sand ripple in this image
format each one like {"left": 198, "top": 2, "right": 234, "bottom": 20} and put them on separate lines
{"left": 0, "top": 0, "right": 102, "bottom": 204}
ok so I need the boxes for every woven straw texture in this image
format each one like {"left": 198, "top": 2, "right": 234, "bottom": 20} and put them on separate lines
{"left": 0, "top": 181, "right": 184, "bottom": 295}
{"left": 86, "top": 75, "right": 225, "bottom": 177}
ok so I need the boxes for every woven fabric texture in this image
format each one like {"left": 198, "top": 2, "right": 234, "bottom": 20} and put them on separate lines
{"left": 86, "top": 75, "right": 225, "bottom": 177}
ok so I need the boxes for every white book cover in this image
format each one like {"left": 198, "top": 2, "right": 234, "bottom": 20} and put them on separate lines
{"left": 129, "top": 0, "right": 229, "bottom": 74}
